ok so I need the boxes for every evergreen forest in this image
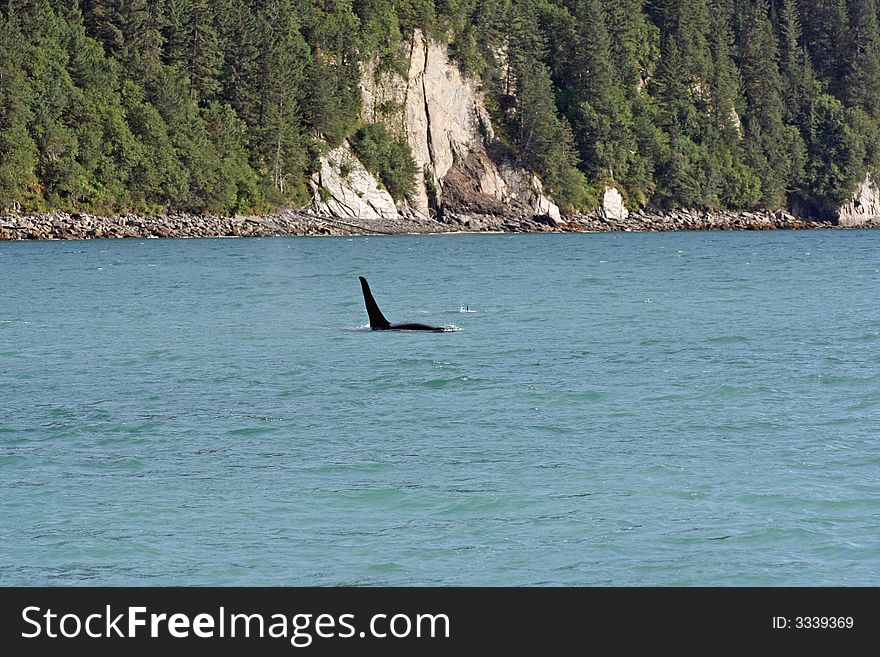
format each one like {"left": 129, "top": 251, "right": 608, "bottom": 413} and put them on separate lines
{"left": 1, "top": 0, "right": 878, "bottom": 216}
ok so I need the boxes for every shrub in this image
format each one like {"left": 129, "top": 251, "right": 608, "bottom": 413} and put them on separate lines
{"left": 350, "top": 123, "right": 418, "bottom": 201}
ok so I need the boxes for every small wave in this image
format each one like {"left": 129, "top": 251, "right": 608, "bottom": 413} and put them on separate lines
{"left": 577, "top": 276, "right": 606, "bottom": 286}
{"left": 841, "top": 396, "right": 880, "bottom": 412}
{"left": 343, "top": 324, "right": 460, "bottom": 332}
{"left": 561, "top": 389, "right": 603, "bottom": 402}
{"left": 840, "top": 332, "right": 880, "bottom": 344}
{"left": 342, "top": 324, "right": 372, "bottom": 332}
{"left": 421, "top": 375, "right": 478, "bottom": 388}
{"left": 817, "top": 374, "right": 868, "bottom": 386}
{"left": 705, "top": 335, "right": 750, "bottom": 344}
{"left": 639, "top": 338, "right": 669, "bottom": 346}
{"left": 226, "top": 426, "right": 270, "bottom": 437}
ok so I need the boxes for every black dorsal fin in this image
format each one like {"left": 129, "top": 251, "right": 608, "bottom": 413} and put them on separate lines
{"left": 359, "top": 277, "right": 391, "bottom": 329}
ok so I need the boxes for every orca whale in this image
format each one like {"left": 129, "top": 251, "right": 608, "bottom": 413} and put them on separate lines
{"left": 359, "top": 276, "right": 447, "bottom": 332}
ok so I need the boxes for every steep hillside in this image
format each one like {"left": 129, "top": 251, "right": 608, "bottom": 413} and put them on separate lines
{"left": 311, "top": 30, "right": 561, "bottom": 226}
{"left": 1, "top": 1, "right": 878, "bottom": 225}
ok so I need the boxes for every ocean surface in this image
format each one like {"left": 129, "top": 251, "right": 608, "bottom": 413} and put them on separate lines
{"left": 1, "top": 230, "right": 878, "bottom": 586}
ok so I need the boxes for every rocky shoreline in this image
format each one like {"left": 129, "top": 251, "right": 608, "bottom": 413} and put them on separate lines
{"left": 0, "top": 207, "right": 875, "bottom": 241}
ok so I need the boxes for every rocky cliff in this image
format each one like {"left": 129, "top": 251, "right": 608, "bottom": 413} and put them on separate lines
{"left": 790, "top": 173, "right": 880, "bottom": 227}
{"left": 310, "top": 30, "right": 561, "bottom": 226}
{"left": 836, "top": 174, "right": 880, "bottom": 227}
{"left": 308, "top": 30, "right": 880, "bottom": 231}
{"left": 312, "top": 141, "right": 399, "bottom": 221}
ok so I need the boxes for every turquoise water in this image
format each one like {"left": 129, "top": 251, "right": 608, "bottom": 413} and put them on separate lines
{"left": 1, "top": 231, "right": 879, "bottom": 586}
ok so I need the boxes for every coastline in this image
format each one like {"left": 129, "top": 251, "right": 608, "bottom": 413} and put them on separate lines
{"left": 0, "top": 207, "right": 875, "bottom": 241}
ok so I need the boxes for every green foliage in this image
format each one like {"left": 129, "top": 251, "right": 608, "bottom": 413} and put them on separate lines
{"left": 201, "top": 101, "right": 263, "bottom": 213}
{"left": 844, "top": 0, "right": 880, "bottom": 117}
{"left": 0, "top": 13, "right": 39, "bottom": 210}
{"left": 740, "top": 0, "right": 791, "bottom": 207}
{"left": 0, "top": 0, "right": 878, "bottom": 216}
{"left": 120, "top": 80, "right": 189, "bottom": 211}
{"left": 504, "top": 1, "right": 586, "bottom": 209}
{"left": 355, "top": 0, "right": 408, "bottom": 74}
{"left": 300, "top": 0, "right": 362, "bottom": 146}
{"left": 801, "top": 94, "right": 868, "bottom": 212}
{"left": 350, "top": 122, "right": 418, "bottom": 201}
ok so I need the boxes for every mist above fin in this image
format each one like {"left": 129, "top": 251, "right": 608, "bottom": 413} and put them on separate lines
{"left": 359, "top": 276, "right": 391, "bottom": 329}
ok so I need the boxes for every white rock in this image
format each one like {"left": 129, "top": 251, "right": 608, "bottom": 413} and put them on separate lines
{"left": 357, "top": 30, "right": 564, "bottom": 222}
{"left": 601, "top": 187, "right": 629, "bottom": 221}
{"left": 837, "top": 174, "right": 880, "bottom": 227}
{"left": 310, "top": 143, "right": 399, "bottom": 221}
{"left": 497, "top": 164, "right": 561, "bottom": 224}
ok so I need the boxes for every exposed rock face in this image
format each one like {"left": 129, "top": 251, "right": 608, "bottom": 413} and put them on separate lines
{"left": 315, "top": 29, "right": 560, "bottom": 223}
{"left": 497, "top": 163, "right": 562, "bottom": 224}
{"left": 790, "top": 174, "right": 880, "bottom": 226}
{"left": 310, "top": 142, "right": 398, "bottom": 221}
{"left": 837, "top": 174, "right": 880, "bottom": 227}
{"left": 601, "top": 187, "right": 629, "bottom": 222}
{"left": 401, "top": 33, "right": 481, "bottom": 216}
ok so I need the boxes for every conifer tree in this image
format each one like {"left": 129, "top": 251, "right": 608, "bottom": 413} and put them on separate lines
{"left": 649, "top": 0, "right": 725, "bottom": 206}
{"left": 0, "top": 0, "right": 878, "bottom": 215}
{"left": 216, "top": 0, "right": 260, "bottom": 127}
{"left": 778, "top": 0, "right": 818, "bottom": 124}
{"left": 0, "top": 12, "right": 38, "bottom": 209}
{"left": 160, "top": 0, "right": 222, "bottom": 101}
{"left": 300, "top": 0, "right": 362, "bottom": 146}
{"left": 562, "top": 0, "right": 632, "bottom": 183}
{"left": 253, "top": 0, "right": 309, "bottom": 202}
{"left": 740, "top": 0, "right": 800, "bottom": 207}
{"left": 80, "top": 0, "right": 125, "bottom": 56}
{"left": 803, "top": 93, "right": 867, "bottom": 212}
{"left": 799, "top": 0, "right": 850, "bottom": 97}
{"left": 507, "top": 0, "right": 585, "bottom": 208}
{"left": 845, "top": 0, "right": 880, "bottom": 117}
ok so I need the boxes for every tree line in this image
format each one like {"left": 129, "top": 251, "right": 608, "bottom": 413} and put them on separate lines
{"left": 0, "top": 0, "right": 878, "bottom": 216}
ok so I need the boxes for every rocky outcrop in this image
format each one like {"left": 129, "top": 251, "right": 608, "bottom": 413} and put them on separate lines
{"left": 398, "top": 32, "right": 481, "bottom": 216}
{"left": 310, "top": 142, "right": 399, "bottom": 221}
{"left": 600, "top": 187, "right": 629, "bottom": 222}
{"left": 315, "top": 29, "right": 560, "bottom": 224}
{"left": 836, "top": 174, "right": 880, "bottom": 227}
{"left": 790, "top": 174, "right": 880, "bottom": 227}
